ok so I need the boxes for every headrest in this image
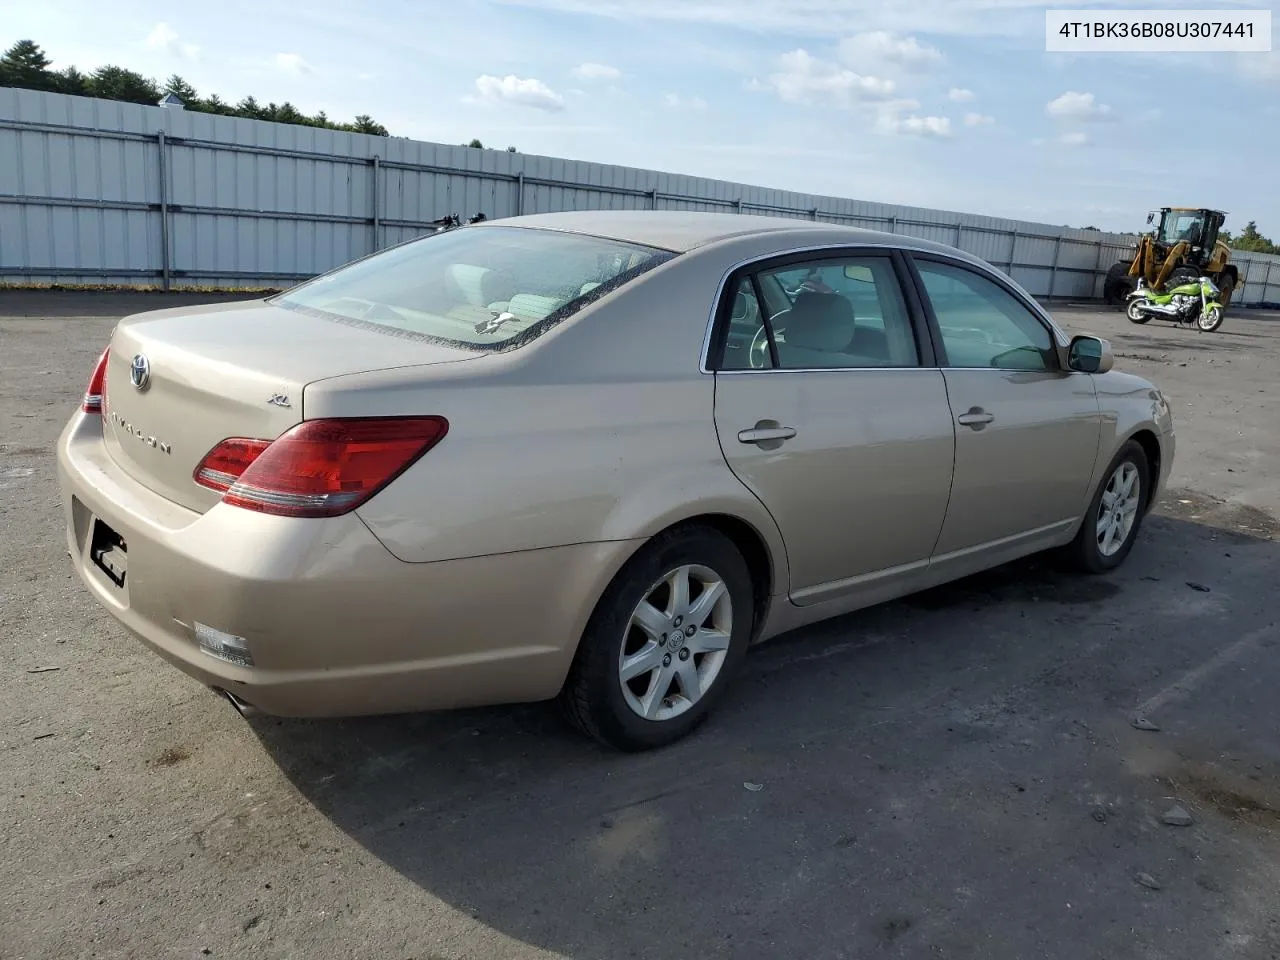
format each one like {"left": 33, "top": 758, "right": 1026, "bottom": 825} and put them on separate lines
{"left": 784, "top": 292, "right": 854, "bottom": 352}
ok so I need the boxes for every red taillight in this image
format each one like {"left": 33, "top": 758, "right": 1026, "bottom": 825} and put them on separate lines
{"left": 193, "top": 438, "right": 272, "bottom": 492}
{"left": 82, "top": 348, "right": 109, "bottom": 414}
{"left": 193, "top": 417, "right": 449, "bottom": 519}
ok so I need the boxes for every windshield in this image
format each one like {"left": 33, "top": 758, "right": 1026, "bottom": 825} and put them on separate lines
{"left": 273, "top": 225, "right": 676, "bottom": 350}
{"left": 1157, "top": 212, "right": 1206, "bottom": 246}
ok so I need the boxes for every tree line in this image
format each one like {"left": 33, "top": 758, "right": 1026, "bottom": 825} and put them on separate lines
{"left": 0, "top": 39, "right": 391, "bottom": 134}
{"left": 1, "top": 38, "right": 516, "bottom": 149}
{"left": 1221, "top": 221, "right": 1278, "bottom": 256}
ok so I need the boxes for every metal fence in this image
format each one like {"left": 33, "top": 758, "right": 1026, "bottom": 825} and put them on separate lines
{"left": 3, "top": 87, "right": 1279, "bottom": 305}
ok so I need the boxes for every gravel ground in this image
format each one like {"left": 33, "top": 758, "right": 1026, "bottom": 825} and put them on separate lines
{"left": 2, "top": 292, "right": 1279, "bottom": 960}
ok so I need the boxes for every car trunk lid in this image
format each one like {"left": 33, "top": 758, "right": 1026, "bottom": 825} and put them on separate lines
{"left": 101, "top": 299, "right": 484, "bottom": 513}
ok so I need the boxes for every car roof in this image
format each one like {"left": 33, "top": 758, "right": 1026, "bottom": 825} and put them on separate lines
{"left": 481, "top": 209, "right": 964, "bottom": 257}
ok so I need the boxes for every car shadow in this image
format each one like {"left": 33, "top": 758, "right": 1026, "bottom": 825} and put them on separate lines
{"left": 247, "top": 505, "right": 1278, "bottom": 959}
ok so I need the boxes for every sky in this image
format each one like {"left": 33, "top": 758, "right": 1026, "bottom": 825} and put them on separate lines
{"left": 3, "top": 0, "right": 1276, "bottom": 234}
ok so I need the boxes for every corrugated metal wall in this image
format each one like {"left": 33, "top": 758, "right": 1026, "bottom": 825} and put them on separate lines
{"left": 3, "top": 87, "right": 1279, "bottom": 304}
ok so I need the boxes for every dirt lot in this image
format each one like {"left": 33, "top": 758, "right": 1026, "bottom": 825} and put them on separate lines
{"left": 2, "top": 292, "right": 1280, "bottom": 960}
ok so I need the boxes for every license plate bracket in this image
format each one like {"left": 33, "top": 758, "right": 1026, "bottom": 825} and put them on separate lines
{"left": 89, "top": 518, "right": 127, "bottom": 588}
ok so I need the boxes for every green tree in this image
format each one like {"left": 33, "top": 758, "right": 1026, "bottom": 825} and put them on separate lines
{"left": 88, "top": 65, "right": 160, "bottom": 105}
{"left": 200, "top": 93, "right": 233, "bottom": 115}
{"left": 162, "top": 74, "right": 198, "bottom": 104}
{"left": 349, "top": 114, "right": 388, "bottom": 136}
{"left": 55, "top": 66, "right": 88, "bottom": 95}
{"left": 0, "top": 39, "right": 59, "bottom": 91}
{"left": 466, "top": 138, "right": 484, "bottom": 148}
{"left": 1229, "top": 220, "right": 1277, "bottom": 255}
{"left": 235, "top": 96, "right": 264, "bottom": 120}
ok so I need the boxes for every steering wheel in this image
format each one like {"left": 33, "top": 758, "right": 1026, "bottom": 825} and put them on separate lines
{"left": 748, "top": 312, "right": 790, "bottom": 369}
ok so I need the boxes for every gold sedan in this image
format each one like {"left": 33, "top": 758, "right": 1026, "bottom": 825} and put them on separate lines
{"left": 57, "top": 211, "right": 1174, "bottom": 750}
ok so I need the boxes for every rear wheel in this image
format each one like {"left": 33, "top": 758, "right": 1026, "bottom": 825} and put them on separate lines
{"left": 1064, "top": 440, "right": 1151, "bottom": 574}
{"left": 561, "top": 525, "right": 754, "bottom": 751}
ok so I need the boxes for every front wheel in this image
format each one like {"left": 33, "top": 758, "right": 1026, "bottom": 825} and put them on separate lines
{"left": 560, "top": 525, "right": 755, "bottom": 751}
{"left": 1126, "top": 298, "right": 1152, "bottom": 324}
{"left": 1198, "top": 305, "right": 1224, "bottom": 332}
{"left": 1063, "top": 440, "right": 1151, "bottom": 574}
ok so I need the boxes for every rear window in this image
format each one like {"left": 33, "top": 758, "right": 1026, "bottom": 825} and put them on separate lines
{"left": 273, "top": 225, "right": 675, "bottom": 350}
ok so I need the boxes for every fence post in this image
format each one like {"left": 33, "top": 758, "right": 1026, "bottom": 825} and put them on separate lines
{"left": 370, "top": 156, "right": 381, "bottom": 253}
{"left": 1007, "top": 229, "right": 1019, "bottom": 275}
{"left": 156, "top": 131, "right": 171, "bottom": 292}
{"left": 888, "top": 215, "right": 897, "bottom": 234}
{"left": 1091, "top": 236, "right": 1104, "bottom": 299}
{"left": 734, "top": 198, "right": 743, "bottom": 214}
{"left": 516, "top": 172, "right": 525, "bottom": 216}
{"left": 649, "top": 189, "right": 659, "bottom": 210}
{"left": 1265, "top": 260, "right": 1275, "bottom": 306}
{"left": 1047, "top": 235, "right": 1063, "bottom": 299}
{"left": 810, "top": 207, "right": 819, "bottom": 221}
{"left": 954, "top": 222, "right": 962, "bottom": 247}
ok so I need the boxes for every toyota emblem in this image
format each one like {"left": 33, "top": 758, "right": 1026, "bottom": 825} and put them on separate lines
{"left": 129, "top": 354, "right": 151, "bottom": 391}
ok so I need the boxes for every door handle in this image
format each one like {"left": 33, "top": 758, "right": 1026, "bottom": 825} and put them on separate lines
{"left": 956, "top": 408, "right": 995, "bottom": 428}
{"left": 738, "top": 424, "right": 797, "bottom": 444}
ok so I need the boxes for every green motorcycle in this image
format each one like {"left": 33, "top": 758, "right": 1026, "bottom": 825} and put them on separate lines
{"left": 1125, "top": 274, "right": 1225, "bottom": 332}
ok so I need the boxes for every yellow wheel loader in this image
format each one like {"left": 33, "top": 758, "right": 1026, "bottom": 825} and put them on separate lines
{"left": 1103, "top": 208, "right": 1238, "bottom": 309}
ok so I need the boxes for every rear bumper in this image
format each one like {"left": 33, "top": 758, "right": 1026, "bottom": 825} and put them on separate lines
{"left": 57, "top": 412, "right": 639, "bottom": 717}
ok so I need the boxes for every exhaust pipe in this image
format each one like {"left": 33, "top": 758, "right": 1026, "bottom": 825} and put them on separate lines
{"left": 218, "top": 688, "right": 260, "bottom": 720}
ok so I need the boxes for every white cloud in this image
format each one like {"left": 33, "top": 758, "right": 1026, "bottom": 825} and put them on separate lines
{"left": 768, "top": 49, "right": 895, "bottom": 105}
{"left": 1046, "top": 90, "right": 1112, "bottom": 120}
{"left": 964, "top": 112, "right": 994, "bottom": 126}
{"left": 145, "top": 22, "right": 199, "bottom": 60}
{"left": 665, "top": 93, "right": 709, "bottom": 109}
{"left": 1059, "top": 131, "right": 1090, "bottom": 146}
{"left": 948, "top": 87, "right": 975, "bottom": 102}
{"left": 838, "top": 32, "right": 943, "bottom": 72}
{"left": 473, "top": 74, "right": 567, "bottom": 111}
{"left": 573, "top": 62, "right": 622, "bottom": 80}
{"left": 875, "top": 99, "right": 951, "bottom": 137}
{"left": 274, "top": 53, "right": 313, "bottom": 75}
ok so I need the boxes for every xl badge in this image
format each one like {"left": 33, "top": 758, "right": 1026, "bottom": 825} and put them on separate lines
{"left": 129, "top": 354, "right": 151, "bottom": 391}
{"left": 267, "top": 393, "right": 291, "bottom": 408}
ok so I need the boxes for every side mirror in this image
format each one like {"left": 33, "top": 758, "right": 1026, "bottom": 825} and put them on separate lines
{"left": 1068, "top": 335, "right": 1113, "bottom": 374}
{"left": 1146, "top": 211, "right": 1156, "bottom": 225}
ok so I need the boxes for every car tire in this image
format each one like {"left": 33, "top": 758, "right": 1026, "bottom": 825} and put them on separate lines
{"left": 1064, "top": 440, "right": 1151, "bottom": 574}
{"left": 560, "top": 524, "right": 754, "bottom": 751}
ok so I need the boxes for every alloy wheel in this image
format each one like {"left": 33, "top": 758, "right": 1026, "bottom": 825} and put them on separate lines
{"left": 1096, "top": 461, "right": 1141, "bottom": 557}
{"left": 618, "top": 564, "right": 733, "bottom": 722}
